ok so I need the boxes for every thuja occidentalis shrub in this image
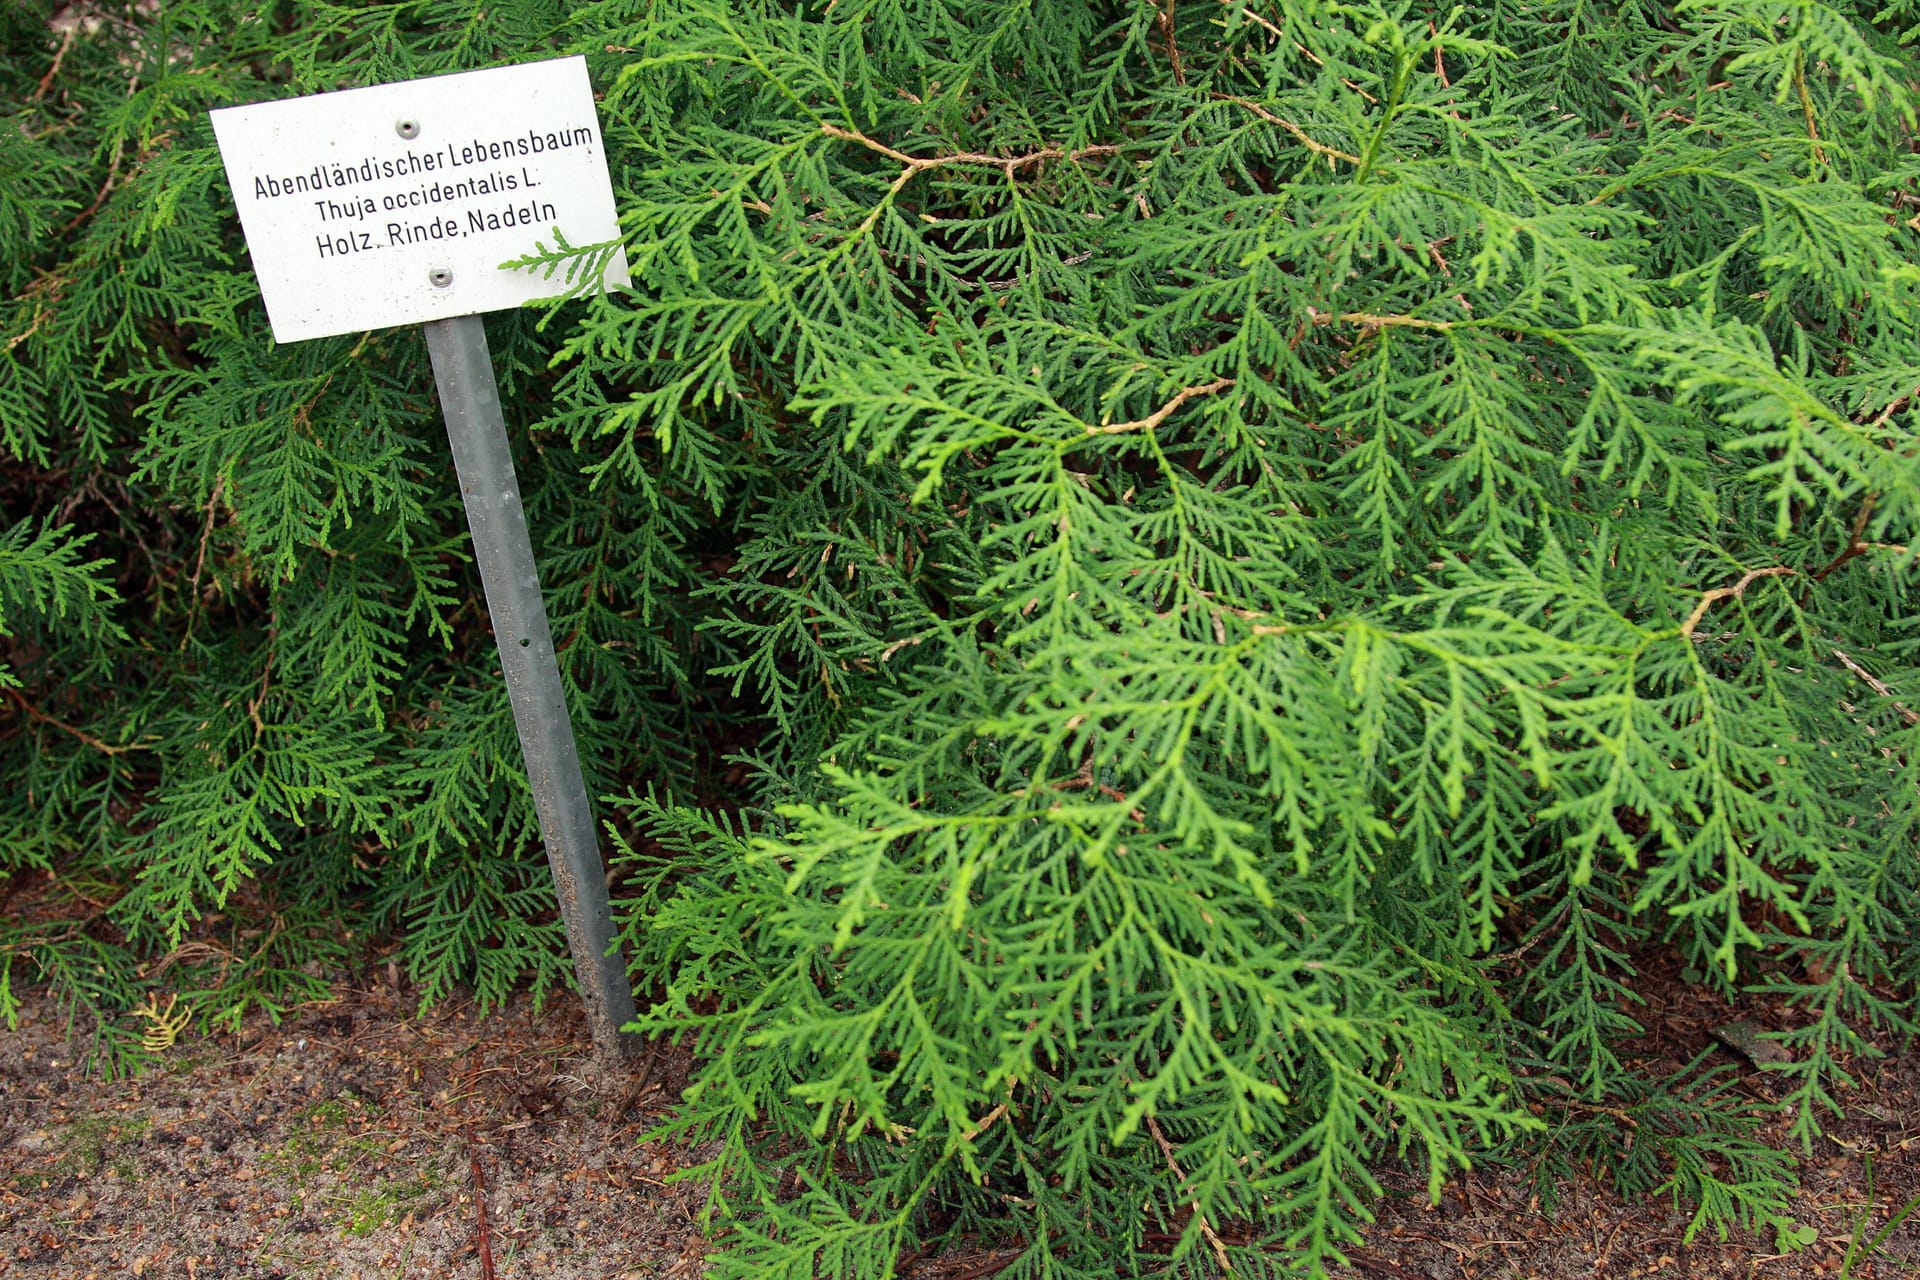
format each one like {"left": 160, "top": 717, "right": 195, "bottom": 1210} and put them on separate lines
{"left": 6, "top": 0, "right": 1920, "bottom": 1273}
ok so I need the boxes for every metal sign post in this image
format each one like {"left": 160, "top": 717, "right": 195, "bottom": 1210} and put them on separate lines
{"left": 425, "top": 313, "right": 639, "bottom": 1064}
{"left": 210, "top": 57, "right": 641, "bottom": 1066}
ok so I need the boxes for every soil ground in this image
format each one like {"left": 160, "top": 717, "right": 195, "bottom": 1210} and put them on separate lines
{"left": 3, "top": 971, "right": 1919, "bottom": 1279}
{"left": 1, "top": 980, "right": 708, "bottom": 1280}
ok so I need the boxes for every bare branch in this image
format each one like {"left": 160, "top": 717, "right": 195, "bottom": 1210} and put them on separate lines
{"left": 3, "top": 686, "right": 147, "bottom": 756}
{"left": 1088, "top": 377, "right": 1235, "bottom": 436}
{"left": 1146, "top": 1113, "right": 1236, "bottom": 1274}
{"left": 820, "top": 123, "right": 1122, "bottom": 179}
{"left": 1679, "top": 566, "right": 1795, "bottom": 638}
{"left": 1809, "top": 495, "right": 1877, "bottom": 584}
{"left": 1308, "top": 307, "right": 1455, "bottom": 333}
{"left": 1213, "top": 95, "right": 1364, "bottom": 166}
{"left": 1831, "top": 648, "right": 1920, "bottom": 726}
{"left": 1158, "top": 0, "right": 1185, "bottom": 85}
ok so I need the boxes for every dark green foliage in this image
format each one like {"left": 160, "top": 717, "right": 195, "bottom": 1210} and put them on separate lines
{"left": 6, "top": 0, "right": 1920, "bottom": 1274}
{"left": 0, "top": 0, "right": 674, "bottom": 1041}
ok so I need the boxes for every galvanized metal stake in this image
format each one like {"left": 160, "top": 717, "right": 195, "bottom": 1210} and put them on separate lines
{"left": 423, "top": 313, "right": 640, "bottom": 1065}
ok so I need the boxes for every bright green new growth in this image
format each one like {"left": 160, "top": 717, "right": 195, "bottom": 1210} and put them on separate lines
{"left": 5, "top": 0, "right": 1920, "bottom": 1274}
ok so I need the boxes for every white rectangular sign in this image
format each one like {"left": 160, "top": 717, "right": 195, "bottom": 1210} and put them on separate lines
{"left": 210, "top": 56, "right": 629, "bottom": 343}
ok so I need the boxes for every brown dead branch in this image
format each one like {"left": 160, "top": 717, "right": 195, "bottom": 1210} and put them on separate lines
{"left": 1213, "top": 95, "right": 1364, "bottom": 166}
{"left": 1145, "top": 1113, "right": 1235, "bottom": 1274}
{"left": 1679, "top": 566, "right": 1795, "bottom": 638}
{"left": 1088, "top": 377, "right": 1235, "bottom": 436}
{"left": 819, "top": 123, "right": 1122, "bottom": 180}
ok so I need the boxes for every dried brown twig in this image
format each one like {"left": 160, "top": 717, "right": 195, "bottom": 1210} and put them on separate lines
{"left": 1832, "top": 647, "right": 1920, "bottom": 726}
{"left": 817, "top": 124, "right": 1124, "bottom": 244}
{"left": 1145, "top": 1113, "right": 1235, "bottom": 1274}
{"left": 1809, "top": 494, "right": 1908, "bottom": 586}
{"left": 1088, "top": 378, "right": 1235, "bottom": 436}
{"left": 33, "top": 25, "right": 76, "bottom": 102}
{"left": 1158, "top": 0, "right": 1185, "bottom": 85}
{"left": 3, "top": 686, "right": 146, "bottom": 756}
{"left": 1213, "top": 95, "right": 1363, "bottom": 166}
{"left": 463, "top": 1115, "right": 498, "bottom": 1280}
{"left": 819, "top": 123, "right": 1121, "bottom": 181}
{"left": 1678, "top": 566, "right": 1795, "bottom": 638}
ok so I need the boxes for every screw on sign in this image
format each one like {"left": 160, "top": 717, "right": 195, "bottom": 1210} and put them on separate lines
{"left": 210, "top": 57, "right": 639, "bottom": 1065}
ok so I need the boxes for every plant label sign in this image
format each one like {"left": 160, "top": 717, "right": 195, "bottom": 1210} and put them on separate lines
{"left": 211, "top": 56, "right": 629, "bottom": 343}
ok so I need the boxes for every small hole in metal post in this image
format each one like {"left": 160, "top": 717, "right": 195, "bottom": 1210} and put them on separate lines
{"left": 519, "top": 637, "right": 531, "bottom": 648}
{"left": 428, "top": 267, "right": 453, "bottom": 289}
{"left": 395, "top": 118, "right": 420, "bottom": 140}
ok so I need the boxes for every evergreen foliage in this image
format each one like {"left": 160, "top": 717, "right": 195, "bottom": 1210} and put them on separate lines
{"left": 5, "top": 0, "right": 1920, "bottom": 1273}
